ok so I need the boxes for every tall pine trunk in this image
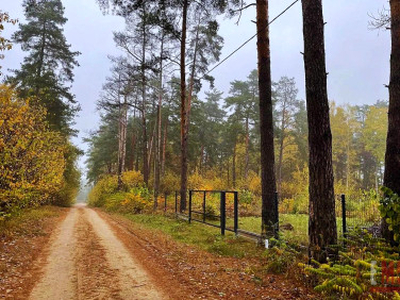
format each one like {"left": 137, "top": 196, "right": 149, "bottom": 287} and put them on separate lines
{"left": 180, "top": 0, "right": 189, "bottom": 212}
{"left": 161, "top": 117, "right": 168, "bottom": 176}
{"left": 277, "top": 100, "right": 287, "bottom": 195}
{"left": 232, "top": 138, "right": 237, "bottom": 188}
{"left": 141, "top": 9, "right": 149, "bottom": 185}
{"left": 256, "top": 0, "right": 278, "bottom": 238}
{"left": 117, "top": 97, "right": 128, "bottom": 190}
{"left": 383, "top": 0, "right": 400, "bottom": 242}
{"left": 302, "top": 0, "right": 337, "bottom": 262}
{"left": 245, "top": 116, "right": 250, "bottom": 180}
{"left": 153, "top": 31, "right": 165, "bottom": 210}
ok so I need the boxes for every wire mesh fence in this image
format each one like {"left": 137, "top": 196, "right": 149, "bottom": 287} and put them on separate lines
{"left": 157, "top": 190, "right": 382, "bottom": 244}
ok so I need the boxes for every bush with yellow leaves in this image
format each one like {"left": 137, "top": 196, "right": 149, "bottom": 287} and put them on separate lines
{"left": 0, "top": 85, "right": 66, "bottom": 219}
{"left": 87, "top": 170, "right": 150, "bottom": 213}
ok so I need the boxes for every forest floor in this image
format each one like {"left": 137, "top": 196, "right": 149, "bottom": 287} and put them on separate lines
{"left": 0, "top": 204, "right": 317, "bottom": 299}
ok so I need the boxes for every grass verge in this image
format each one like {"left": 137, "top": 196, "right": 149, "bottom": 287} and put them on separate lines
{"left": 0, "top": 206, "right": 63, "bottom": 238}
{"left": 120, "top": 213, "right": 266, "bottom": 258}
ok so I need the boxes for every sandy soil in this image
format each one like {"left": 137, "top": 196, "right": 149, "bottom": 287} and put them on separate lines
{"left": 28, "top": 205, "right": 165, "bottom": 300}
{"left": 4, "top": 205, "right": 316, "bottom": 299}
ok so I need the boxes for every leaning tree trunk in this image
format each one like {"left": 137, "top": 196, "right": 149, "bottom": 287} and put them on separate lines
{"left": 256, "top": 0, "right": 278, "bottom": 238}
{"left": 302, "top": 0, "right": 337, "bottom": 262}
{"left": 383, "top": 0, "right": 400, "bottom": 243}
{"left": 180, "top": 0, "right": 189, "bottom": 212}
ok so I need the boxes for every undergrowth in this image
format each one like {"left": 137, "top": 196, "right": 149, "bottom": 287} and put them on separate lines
{"left": 121, "top": 213, "right": 263, "bottom": 258}
{"left": 299, "top": 228, "right": 400, "bottom": 299}
{"left": 0, "top": 206, "right": 62, "bottom": 237}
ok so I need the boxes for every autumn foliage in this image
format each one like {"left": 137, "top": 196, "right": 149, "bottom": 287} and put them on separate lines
{"left": 0, "top": 85, "right": 69, "bottom": 219}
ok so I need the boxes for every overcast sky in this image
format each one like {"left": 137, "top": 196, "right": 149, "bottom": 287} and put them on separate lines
{"left": 0, "top": 0, "right": 391, "bottom": 175}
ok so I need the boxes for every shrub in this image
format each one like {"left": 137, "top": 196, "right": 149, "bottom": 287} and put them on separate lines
{"left": 379, "top": 187, "right": 400, "bottom": 242}
{"left": 0, "top": 85, "right": 67, "bottom": 219}
{"left": 188, "top": 172, "right": 204, "bottom": 190}
{"left": 248, "top": 173, "right": 261, "bottom": 196}
{"left": 299, "top": 228, "right": 398, "bottom": 299}
{"left": 103, "top": 188, "right": 152, "bottom": 213}
{"left": 87, "top": 176, "right": 118, "bottom": 207}
{"left": 122, "top": 170, "right": 144, "bottom": 190}
{"left": 160, "top": 172, "right": 180, "bottom": 195}
{"left": 87, "top": 171, "right": 149, "bottom": 214}
{"left": 279, "top": 198, "right": 294, "bottom": 214}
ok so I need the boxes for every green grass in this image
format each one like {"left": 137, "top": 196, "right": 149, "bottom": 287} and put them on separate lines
{"left": 236, "top": 214, "right": 374, "bottom": 245}
{"left": 119, "top": 210, "right": 373, "bottom": 254}
{"left": 235, "top": 214, "right": 309, "bottom": 245}
{"left": 121, "top": 213, "right": 264, "bottom": 258}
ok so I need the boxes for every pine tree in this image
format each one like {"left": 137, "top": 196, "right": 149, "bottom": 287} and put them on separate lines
{"left": 10, "top": 0, "right": 80, "bottom": 135}
{"left": 256, "top": 0, "right": 278, "bottom": 238}
{"left": 301, "top": 0, "right": 337, "bottom": 262}
{"left": 383, "top": 0, "right": 400, "bottom": 243}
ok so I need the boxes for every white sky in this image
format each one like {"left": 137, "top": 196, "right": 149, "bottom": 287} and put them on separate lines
{"left": 0, "top": 0, "right": 391, "bottom": 175}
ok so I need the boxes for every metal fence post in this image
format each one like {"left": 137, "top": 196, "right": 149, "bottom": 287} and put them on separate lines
{"left": 234, "top": 191, "right": 239, "bottom": 235}
{"left": 220, "top": 191, "right": 226, "bottom": 235}
{"left": 189, "top": 190, "right": 192, "bottom": 223}
{"left": 175, "top": 191, "right": 178, "bottom": 214}
{"left": 341, "top": 194, "right": 347, "bottom": 243}
{"left": 203, "top": 191, "right": 206, "bottom": 223}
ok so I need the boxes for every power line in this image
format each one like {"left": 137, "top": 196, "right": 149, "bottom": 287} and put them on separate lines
{"left": 198, "top": 0, "right": 300, "bottom": 82}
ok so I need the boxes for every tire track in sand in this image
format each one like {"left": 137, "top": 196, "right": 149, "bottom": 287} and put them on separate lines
{"left": 75, "top": 207, "right": 122, "bottom": 299}
{"left": 29, "top": 205, "right": 164, "bottom": 299}
{"left": 29, "top": 207, "right": 78, "bottom": 300}
{"left": 84, "top": 208, "right": 164, "bottom": 300}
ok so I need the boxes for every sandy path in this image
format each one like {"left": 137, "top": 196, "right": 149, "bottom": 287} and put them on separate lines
{"left": 29, "top": 205, "right": 164, "bottom": 299}
{"left": 29, "top": 207, "right": 78, "bottom": 300}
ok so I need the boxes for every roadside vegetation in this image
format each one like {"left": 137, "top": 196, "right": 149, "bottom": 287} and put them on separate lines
{"left": 0, "top": 86, "right": 80, "bottom": 220}
{"left": 0, "top": 0, "right": 81, "bottom": 220}
{"left": 88, "top": 170, "right": 400, "bottom": 299}
{"left": 2, "top": 0, "right": 400, "bottom": 298}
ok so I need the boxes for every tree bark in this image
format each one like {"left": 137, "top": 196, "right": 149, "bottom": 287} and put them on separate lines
{"left": 180, "top": 0, "right": 189, "bottom": 212}
{"left": 142, "top": 108, "right": 149, "bottom": 184}
{"left": 277, "top": 99, "right": 287, "bottom": 195}
{"left": 232, "top": 139, "right": 237, "bottom": 188}
{"left": 141, "top": 6, "right": 149, "bottom": 185}
{"left": 129, "top": 130, "right": 136, "bottom": 171}
{"left": 256, "top": 0, "right": 278, "bottom": 238}
{"left": 117, "top": 97, "right": 128, "bottom": 190}
{"left": 383, "top": 0, "right": 400, "bottom": 243}
{"left": 200, "top": 144, "right": 204, "bottom": 174}
{"left": 154, "top": 32, "right": 165, "bottom": 210}
{"left": 161, "top": 117, "right": 168, "bottom": 176}
{"left": 302, "top": 0, "right": 337, "bottom": 262}
{"left": 245, "top": 116, "right": 250, "bottom": 180}
{"left": 154, "top": 104, "right": 162, "bottom": 210}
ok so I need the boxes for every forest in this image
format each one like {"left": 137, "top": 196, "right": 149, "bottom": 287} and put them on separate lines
{"left": 1, "top": 0, "right": 400, "bottom": 298}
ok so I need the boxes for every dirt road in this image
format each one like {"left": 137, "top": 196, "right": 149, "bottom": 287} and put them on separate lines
{"left": 29, "top": 204, "right": 164, "bottom": 300}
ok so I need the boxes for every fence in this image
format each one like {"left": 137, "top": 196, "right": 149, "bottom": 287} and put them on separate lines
{"left": 158, "top": 191, "right": 381, "bottom": 244}
{"left": 160, "top": 190, "right": 263, "bottom": 240}
{"left": 335, "top": 193, "right": 381, "bottom": 237}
